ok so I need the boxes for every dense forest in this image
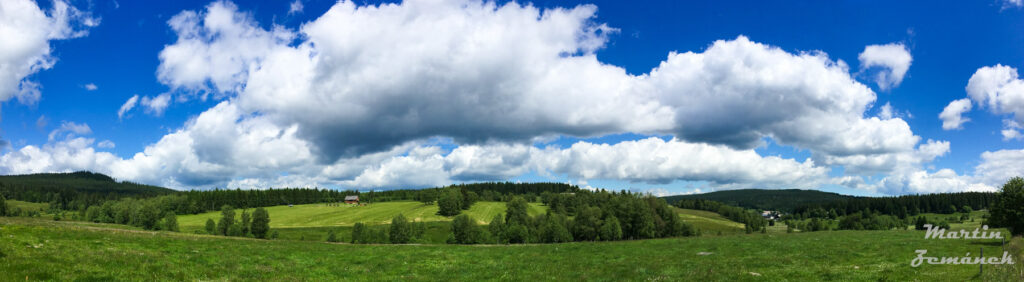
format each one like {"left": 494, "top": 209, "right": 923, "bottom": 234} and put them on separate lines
{"left": 0, "top": 171, "right": 175, "bottom": 210}
{"left": 662, "top": 189, "right": 852, "bottom": 212}
{"left": 791, "top": 192, "right": 997, "bottom": 219}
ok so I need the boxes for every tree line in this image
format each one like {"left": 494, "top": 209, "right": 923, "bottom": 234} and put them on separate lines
{"left": 792, "top": 192, "right": 996, "bottom": 219}
{"left": 201, "top": 205, "right": 272, "bottom": 239}
{"left": 349, "top": 190, "right": 697, "bottom": 245}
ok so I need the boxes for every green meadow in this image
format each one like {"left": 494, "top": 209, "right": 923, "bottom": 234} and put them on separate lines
{"left": 0, "top": 216, "right": 1019, "bottom": 281}
{"left": 5, "top": 200, "right": 48, "bottom": 213}
{"left": 177, "top": 201, "right": 546, "bottom": 230}
{"left": 675, "top": 208, "right": 746, "bottom": 235}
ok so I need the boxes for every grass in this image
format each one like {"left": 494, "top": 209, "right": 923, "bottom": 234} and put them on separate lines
{"left": 675, "top": 207, "right": 745, "bottom": 235}
{"left": 0, "top": 216, "right": 1016, "bottom": 281}
{"left": 177, "top": 201, "right": 546, "bottom": 232}
{"left": 5, "top": 200, "right": 48, "bottom": 213}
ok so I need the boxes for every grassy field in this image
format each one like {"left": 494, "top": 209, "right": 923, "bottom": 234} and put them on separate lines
{"left": 675, "top": 208, "right": 745, "bottom": 235}
{"left": 0, "top": 216, "right": 1018, "bottom": 281}
{"left": 178, "top": 201, "right": 546, "bottom": 232}
{"left": 5, "top": 200, "right": 48, "bottom": 213}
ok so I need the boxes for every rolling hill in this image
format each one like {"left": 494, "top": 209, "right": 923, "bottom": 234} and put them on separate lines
{"left": 0, "top": 171, "right": 176, "bottom": 206}
{"left": 662, "top": 189, "right": 854, "bottom": 212}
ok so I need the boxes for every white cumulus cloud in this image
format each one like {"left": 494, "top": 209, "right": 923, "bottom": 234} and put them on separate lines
{"left": 858, "top": 42, "right": 912, "bottom": 90}
{"left": 0, "top": 0, "right": 97, "bottom": 115}
{"left": 939, "top": 98, "right": 973, "bottom": 130}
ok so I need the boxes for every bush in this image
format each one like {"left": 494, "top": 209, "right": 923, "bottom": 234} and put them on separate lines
{"left": 228, "top": 224, "right": 243, "bottom": 237}
{"left": 351, "top": 222, "right": 366, "bottom": 243}
{"left": 326, "top": 230, "right": 339, "bottom": 242}
{"left": 205, "top": 219, "right": 216, "bottom": 234}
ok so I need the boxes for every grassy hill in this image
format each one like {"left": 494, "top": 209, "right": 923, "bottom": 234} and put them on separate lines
{"left": 674, "top": 208, "right": 745, "bottom": 235}
{"left": 0, "top": 171, "right": 174, "bottom": 200}
{"left": 1, "top": 216, "right": 1017, "bottom": 280}
{"left": 663, "top": 189, "right": 853, "bottom": 212}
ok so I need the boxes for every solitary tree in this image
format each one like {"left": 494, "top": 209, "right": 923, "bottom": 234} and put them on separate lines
{"left": 205, "top": 218, "right": 216, "bottom": 234}
{"left": 389, "top": 214, "right": 412, "bottom": 244}
{"left": 250, "top": 208, "right": 271, "bottom": 239}
{"left": 218, "top": 205, "right": 236, "bottom": 236}
{"left": 989, "top": 177, "right": 1024, "bottom": 236}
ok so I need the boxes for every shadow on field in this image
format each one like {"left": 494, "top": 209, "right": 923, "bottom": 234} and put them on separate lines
{"left": 967, "top": 241, "right": 1005, "bottom": 247}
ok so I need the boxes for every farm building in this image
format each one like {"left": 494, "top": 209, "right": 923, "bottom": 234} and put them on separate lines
{"left": 344, "top": 195, "right": 359, "bottom": 204}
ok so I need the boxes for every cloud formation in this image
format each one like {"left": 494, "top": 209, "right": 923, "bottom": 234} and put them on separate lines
{"left": 939, "top": 98, "right": 972, "bottom": 130}
{"left": 0, "top": 0, "right": 96, "bottom": 115}
{"left": 940, "top": 64, "right": 1024, "bottom": 136}
{"left": 118, "top": 95, "right": 139, "bottom": 119}
{"left": 0, "top": 0, "right": 986, "bottom": 195}
{"left": 158, "top": 1, "right": 920, "bottom": 167}
{"left": 858, "top": 43, "right": 912, "bottom": 90}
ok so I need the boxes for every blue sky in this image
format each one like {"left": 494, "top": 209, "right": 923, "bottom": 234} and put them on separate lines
{"left": 2, "top": 0, "right": 1024, "bottom": 196}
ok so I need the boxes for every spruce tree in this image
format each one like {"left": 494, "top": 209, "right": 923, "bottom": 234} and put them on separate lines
{"left": 240, "top": 210, "right": 251, "bottom": 236}
{"left": 914, "top": 216, "right": 929, "bottom": 230}
{"left": 217, "top": 205, "right": 235, "bottom": 236}
{"left": 250, "top": 208, "right": 270, "bottom": 239}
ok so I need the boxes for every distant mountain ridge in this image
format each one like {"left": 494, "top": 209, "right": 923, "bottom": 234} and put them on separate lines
{"left": 0, "top": 171, "right": 175, "bottom": 205}
{"left": 661, "top": 189, "right": 855, "bottom": 212}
